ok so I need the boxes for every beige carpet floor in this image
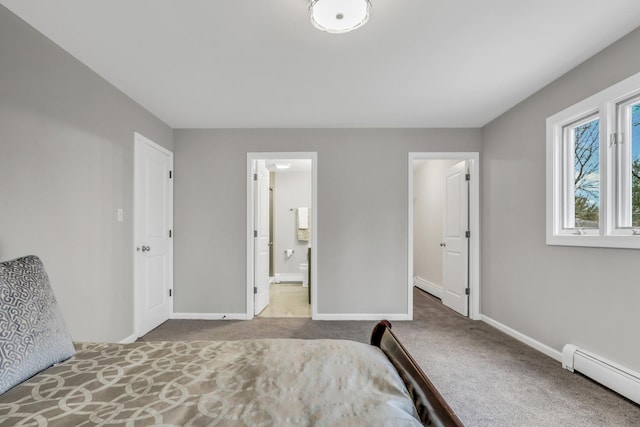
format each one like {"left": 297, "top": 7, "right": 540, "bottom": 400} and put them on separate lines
{"left": 141, "top": 288, "right": 640, "bottom": 427}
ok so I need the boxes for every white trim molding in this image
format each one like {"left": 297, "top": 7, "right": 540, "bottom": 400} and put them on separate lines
{"left": 481, "top": 315, "right": 562, "bottom": 362}
{"left": 414, "top": 277, "right": 444, "bottom": 299}
{"left": 118, "top": 333, "right": 138, "bottom": 344}
{"left": 171, "top": 313, "right": 251, "bottom": 320}
{"left": 314, "top": 313, "right": 412, "bottom": 321}
{"left": 274, "top": 273, "right": 304, "bottom": 283}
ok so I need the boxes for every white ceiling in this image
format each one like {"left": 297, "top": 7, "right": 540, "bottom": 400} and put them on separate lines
{"left": 3, "top": 0, "right": 640, "bottom": 129}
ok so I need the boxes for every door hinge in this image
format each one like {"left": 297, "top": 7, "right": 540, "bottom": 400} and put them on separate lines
{"left": 253, "top": 173, "right": 258, "bottom": 181}
{"left": 169, "top": 170, "right": 173, "bottom": 179}
{"left": 169, "top": 289, "right": 172, "bottom": 297}
{"left": 254, "top": 230, "right": 257, "bottom": 238}
{"left": 465, "top": 288, "right": 470, "bottom": 295}
{"left": 169, "top": 229, "right": 172, "bottom": 238}
{"left": 465, "top": 230, "right": 470, "bottom": 238}
{"left": 465, "top": 173, "right": 471, "bottom": 181}
{"left": 254, "top": 286, "right": 258, "bottom": 295}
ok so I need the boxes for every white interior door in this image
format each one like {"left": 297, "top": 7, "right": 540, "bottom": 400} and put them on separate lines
{"left": 135, "top": 133, "right": 173, "bottom": 337}
{"left": 254, "top": 160, "right": 270, "bottom": 315}
{"left": 442, "top": 160, "right": 469, "bottom": 316}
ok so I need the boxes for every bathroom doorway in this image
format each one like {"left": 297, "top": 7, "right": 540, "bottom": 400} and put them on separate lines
{"left": 247, "top": 153, "right": 317, "bottom": 319}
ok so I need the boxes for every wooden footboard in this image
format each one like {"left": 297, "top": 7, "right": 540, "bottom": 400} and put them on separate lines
{"left": 371, "top": 320, "right": 463, "bottom": 427}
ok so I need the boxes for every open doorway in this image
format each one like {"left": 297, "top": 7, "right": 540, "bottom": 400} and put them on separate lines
{"left": 408, "top": 153, "right": 480, "bottom": 320}
{"left": 247, "top": 153, "right": 317, "bottom": 319}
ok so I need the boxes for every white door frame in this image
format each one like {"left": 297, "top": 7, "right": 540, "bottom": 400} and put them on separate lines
{"left": 408, "top": 152, "right": 480, "bottom": 320}
{"left": 246, "top": 152, "right": 318, "bottom": 319}
{"left": 133, "top": 132, "right": 174, "bottom": 338}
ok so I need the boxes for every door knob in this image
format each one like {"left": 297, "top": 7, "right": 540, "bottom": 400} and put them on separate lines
{"left": 141, "top": 245, "right": 151, "bottom": 252}
{"left": 440, "top": 242, "right": 446, "bottom": 247}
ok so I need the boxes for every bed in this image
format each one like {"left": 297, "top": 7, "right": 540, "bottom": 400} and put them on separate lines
{"left": 0, "top": 255, "right": 462, "bottom": 426}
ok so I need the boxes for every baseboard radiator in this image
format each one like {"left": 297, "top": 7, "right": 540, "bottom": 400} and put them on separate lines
{"left": 562, "top": 344, "right": 640, "bottom": 404}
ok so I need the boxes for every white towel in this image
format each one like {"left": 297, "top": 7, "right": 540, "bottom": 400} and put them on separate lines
{"left": 297, "top": 207, "right": 309, "bottom": 229}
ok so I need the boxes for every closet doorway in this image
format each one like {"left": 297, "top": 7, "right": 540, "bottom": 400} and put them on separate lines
{"left": 246, "top": 153, "right": 317, "bottom": 319}
{"left": 408, "top": 153, "right": 480, "bottom": 320}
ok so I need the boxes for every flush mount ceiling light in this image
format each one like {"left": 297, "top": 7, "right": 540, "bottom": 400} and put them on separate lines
{"left": 309, "top": 0, "right": 372, "bottom": 34}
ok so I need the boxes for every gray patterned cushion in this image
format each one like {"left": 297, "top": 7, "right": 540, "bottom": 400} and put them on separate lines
{"left": 0, "top": 255, "right": 75, "bottom": 394}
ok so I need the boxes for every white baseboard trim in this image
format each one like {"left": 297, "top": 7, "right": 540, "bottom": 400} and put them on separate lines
{"left": 119, "top": 333, "right": 138, "bottom": 344}
{"left": 275, "top": 273, "right": 303, "bottom": 283}
{"left": 171, "top": 313, "right": 250, "bottom": 320}
{"left": 481, "top": 315, "right": 562, "bottom": 362}
{"left": 314, "top": 313, "right": 411, "bottom": 321}
{"left": 414, "top": 277, "right": 443, "bottom": 299}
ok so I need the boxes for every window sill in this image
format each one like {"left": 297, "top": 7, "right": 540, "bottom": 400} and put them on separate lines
{"left": 547, "top": 234, "right": 640, "bottom": 249}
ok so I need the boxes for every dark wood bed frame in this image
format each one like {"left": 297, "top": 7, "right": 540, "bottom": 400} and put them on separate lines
{"left": 371, "top": 320, "right": 464, "bottom": 427}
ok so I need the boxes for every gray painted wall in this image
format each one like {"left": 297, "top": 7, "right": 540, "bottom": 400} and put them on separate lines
{"left": 273, "top": 171, "right": 312, "bottom": 278}
{"left": 481, "top": 26, "right": 640, "bottom": 371}
{"left": 0, "top": 7, "right": 173, "bottom": 342}
{"left": 173, "top": 129, "right": 481, "bottom": 315}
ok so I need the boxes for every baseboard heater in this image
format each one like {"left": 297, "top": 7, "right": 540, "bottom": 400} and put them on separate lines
{"left": 562, "top": 344, "right": 640, "bottom": 405}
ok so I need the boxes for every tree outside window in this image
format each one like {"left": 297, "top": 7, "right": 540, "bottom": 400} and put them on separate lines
{"left": 574, "top": 119, "right": 599, "bottom": 228}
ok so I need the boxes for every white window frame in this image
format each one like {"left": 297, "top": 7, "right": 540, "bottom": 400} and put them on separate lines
{"left": 614, "top": 94, "right": 640, "bottom": 233}
{"left": 561, "top": 113, "right": 601, "bottom": 233}
{"left": 547, "top": 71, "right": 640, "bottom": 249}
